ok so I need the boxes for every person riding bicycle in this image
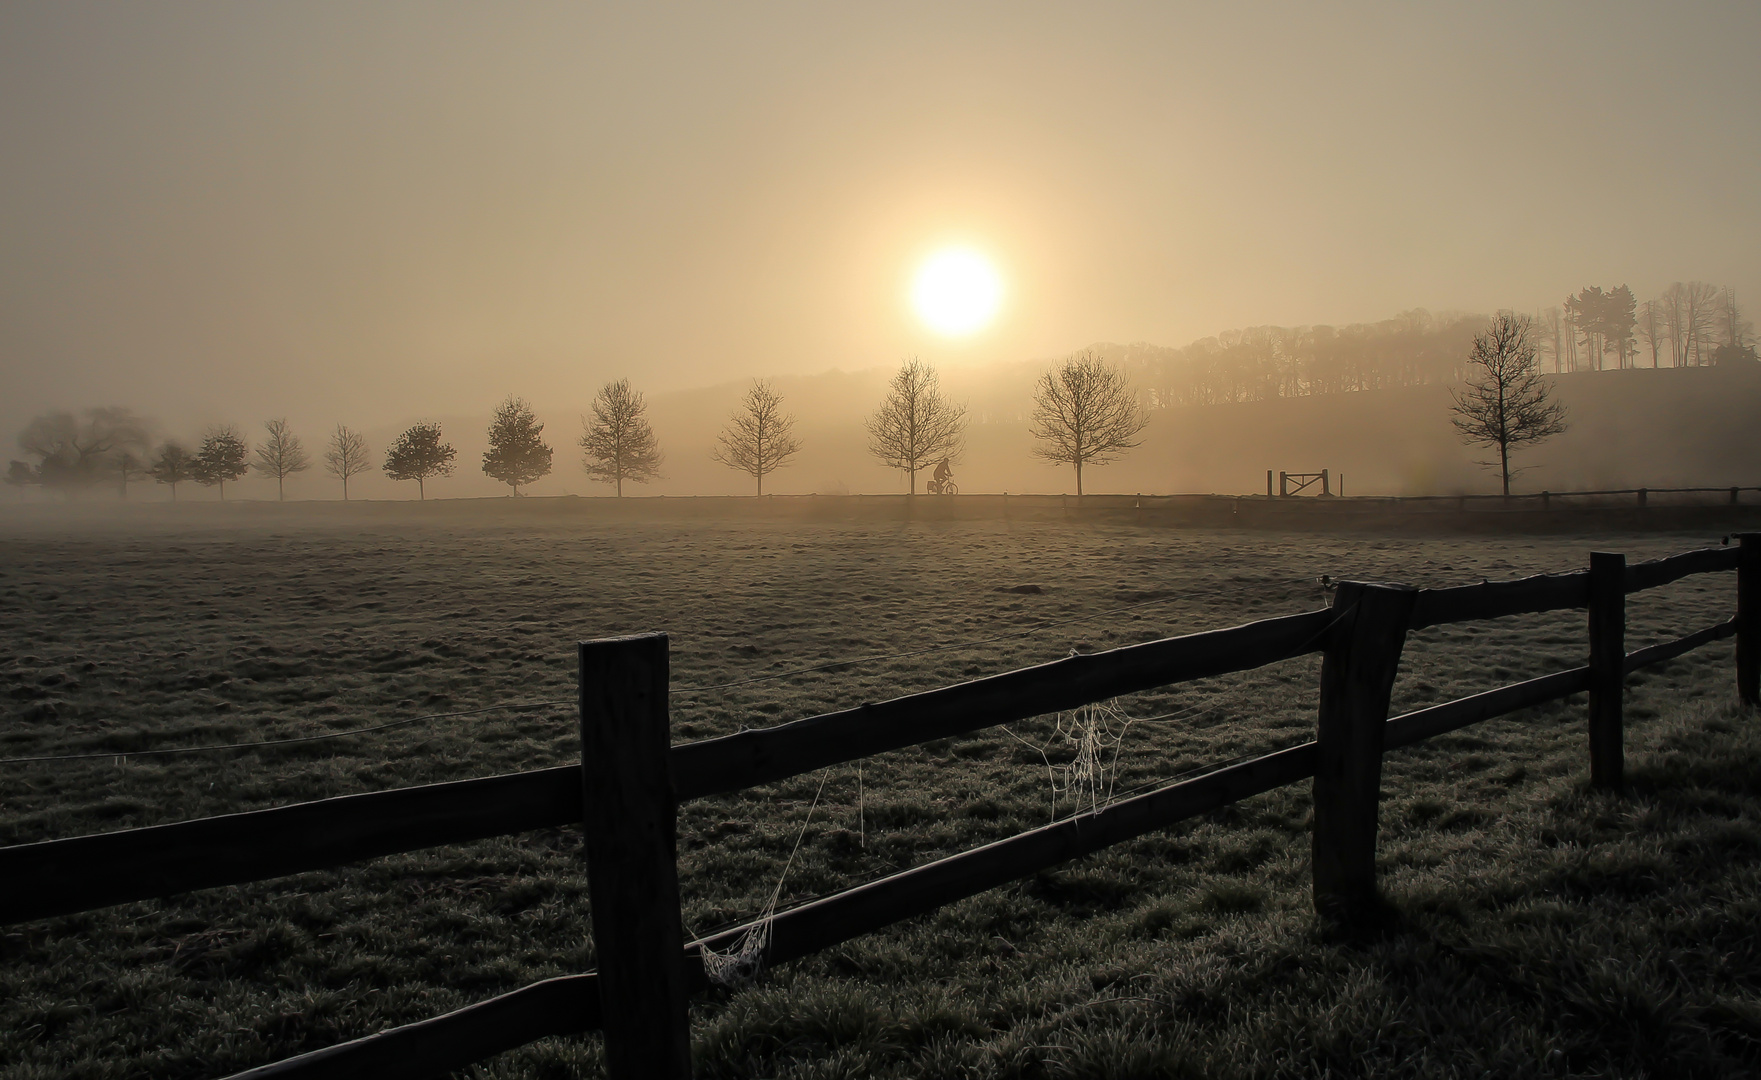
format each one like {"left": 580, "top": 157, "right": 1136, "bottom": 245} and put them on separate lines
{"left": 931, "top": 457, "right": 953, "bottom": 494}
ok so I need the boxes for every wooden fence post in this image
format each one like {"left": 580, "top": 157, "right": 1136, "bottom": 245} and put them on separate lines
{"left": 1738, "top": 534, "right": 1761, "bottom": 707}
{"left": 1587, "top": 552, "right": 1626, "bottom": 790}
{"left": 579, "top": 634, "right": 692, "bottom": 1080}
{"left": 1312, "top": 580, "right": 1416, "bottom": 927}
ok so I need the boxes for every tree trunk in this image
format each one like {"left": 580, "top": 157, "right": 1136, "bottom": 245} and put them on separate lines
{"left": 1076, "top": 461, "right": 1084, "bottom": 497}
{"left": 1500, "top": 443, "right": 1510, "bottom": 496}
{"left": 417, "top": 477, "right": 425, "bottom": 501}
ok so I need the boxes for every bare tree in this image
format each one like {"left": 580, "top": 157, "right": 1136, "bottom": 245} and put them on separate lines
{"left": 712, "top": 379, "right": 801, "bottom": 495}
{"left": 1719, "top": 288, "right": 1753, "bottom": 351}
{"left": 1638, "top": 300, "right": 1664, "bottom": 368}
{"left": 1538, "top": 307, "right": 1565, "bottom": 373}
{"left": 149, "top": 442, "right": 195, "bottom": 501}
{"left": 252, "top": 418, "right": 311, "bottom": 500}
{"left": 324, "top": 424, "right": 372, "bottom": 500}
{"left": 865, "top": 358, "right": 965, "bottom": 493}
{"left": 192, "top": 426, "right": 251, "bottom": 500}
{"left": 579, "top": 380, "right": 662, "bottom": 496}
{"left": 1450, "top": 313, "right": 1568, "bottom": 495}
{"left": 1685, "top": 281, "right": 1721, "bottom": 365}
{"left": 482, "top": 396, "right": 554, "bottom": 495}
{"left": 1662, "top": 281, "right": 1721, "bottom": 365}
{"left": 16, "top": 407, "right": 149, "bottom": 492}
{"left": 115, "top": 449, "right": 151, "bottom": 498}
{"left": 1028, "top": 350, "right": 1150, "bottom": 496}
{"left": 383, "top": 422, "right": 456, "bottom": 500}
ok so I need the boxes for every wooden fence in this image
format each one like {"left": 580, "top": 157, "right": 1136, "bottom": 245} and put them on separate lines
{"left": 4, "top": 535, "right": 1759, "bottom": 1078}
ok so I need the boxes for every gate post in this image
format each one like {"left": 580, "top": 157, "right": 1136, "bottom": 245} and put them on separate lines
{"left": 1737, "top": 534, "right": 1761, "bottom": 707}
{"left": 1587, "top": 552, "right": 1626, "bottom": 789}
{"left": 579, "top": 633, "right": 692, "bottom": 1079}
{"left": 1312, "top": 580, "right": 1416, "bottom": 928}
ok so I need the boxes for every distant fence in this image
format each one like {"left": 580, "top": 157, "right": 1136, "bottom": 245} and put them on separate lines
{"left": 4, "top": 536, "right": 1760, "bottom": 1078}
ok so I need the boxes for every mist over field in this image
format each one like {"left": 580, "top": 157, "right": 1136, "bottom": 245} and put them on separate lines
{"left": 8, "top": 352, "right": 1758, "bottom": 503}
{"left": 6, "top": 4, "right": 1761, "bottom": 1079}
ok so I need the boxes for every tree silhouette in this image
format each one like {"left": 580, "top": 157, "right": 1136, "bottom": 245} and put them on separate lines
{"left": 324, "top": 424, "right": 371, "bottom": 500}
{"left": 712, "top": 380, "right": 801, "bottom": 495}
{"left": 149, "top": 443, "right": 195, "bottom": 501}
{"left": 1661, "top": 281, "right": 1722, "bottom": 366}
{"left": 192, "top": 427, "right": 250, "bottom": 500}
{"left": 1028, "top": 350, "right": 1150, "bottom": 496}
{"left": 252, "top": 418, "right": 311, "bottom": 501}
{"left": 5, "top": 460, "right": 34, "bottom": 499}
{"left": 1718, "top": 288, "right": 1753, "bottom": 355}
{"left": 1450, "top": 313, "right": 1569, "bottom": 495}
{"left": 383, "top": 422, "right": 456, "bottom": 500}
{"left": 16, "top": 407, "right": 149, "bottom": 492}
{"left": 865, "top": 358, "right": 964, "bottom": 494}
{"left": 114, "top": 449, "right": 151, "bottom": 499}
{"left": 579, "top": 380, "right": 662, "bottom": 496}
{"left": 483, "top": 396, "right": 553, "bottom": 495}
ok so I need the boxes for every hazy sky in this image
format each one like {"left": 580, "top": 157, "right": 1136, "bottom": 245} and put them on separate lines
{"left": 3, "top": 1, "right": 1758, "bottom": 439}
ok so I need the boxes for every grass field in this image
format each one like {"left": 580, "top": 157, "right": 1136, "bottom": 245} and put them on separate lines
{"left": 2, "top": 503, "right": 1758, "bottom": 1079}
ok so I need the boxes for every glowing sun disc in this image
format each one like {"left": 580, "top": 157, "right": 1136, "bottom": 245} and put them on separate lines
{"left": 911, "top": 248, "right": 1003, "bottom": 336}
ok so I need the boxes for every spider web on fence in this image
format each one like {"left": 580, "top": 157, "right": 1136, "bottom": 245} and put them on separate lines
{"left": 1001, "top": 662, "right": 1320, "bottom": 824}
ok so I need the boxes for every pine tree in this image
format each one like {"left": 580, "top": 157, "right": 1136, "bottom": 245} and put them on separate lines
{"left": 149, "top": 443, "right": 195, "bottom": 501}
{"left": 191, "top": 427, "right": 250, "bottom": 500}
{"left": 383, "top": 422, "right": 456, "bottom": 500}
{"left": 482, "top": 396, "right": 553, "bottom": 495}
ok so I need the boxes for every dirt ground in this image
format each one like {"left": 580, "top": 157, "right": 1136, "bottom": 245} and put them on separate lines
{"left": 0, "top": 502, "right": 1753, "bottom": 1078}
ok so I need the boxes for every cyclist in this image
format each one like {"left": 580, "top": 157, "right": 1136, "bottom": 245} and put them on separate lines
{"left": 930, "top": 458, "right": 953, "bottom": 494}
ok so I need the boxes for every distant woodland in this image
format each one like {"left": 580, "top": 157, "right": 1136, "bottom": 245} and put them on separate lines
{"left": 1111, "top": 281, "right": 1753, "bottom": 408}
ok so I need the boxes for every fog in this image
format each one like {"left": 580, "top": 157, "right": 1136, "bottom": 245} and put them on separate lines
{"left": 3, "top": 2, "right": 1759, "bottom": 493}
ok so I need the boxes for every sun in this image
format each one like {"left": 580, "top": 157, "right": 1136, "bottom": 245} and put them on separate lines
{"left": 910, "top": 247, "right": 1003, "bottom": 336}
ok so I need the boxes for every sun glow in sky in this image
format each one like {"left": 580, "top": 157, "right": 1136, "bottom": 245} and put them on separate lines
{"left": 910, "top": 248, "right": 1004, "bottom": 337}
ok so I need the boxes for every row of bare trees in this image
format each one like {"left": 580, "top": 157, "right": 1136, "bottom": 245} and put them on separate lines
{"left": 746, "top": 354, "right": 1149, "bottom": 497}
{"left": 7, "top": 354, "right": 1155, "bottom": 501}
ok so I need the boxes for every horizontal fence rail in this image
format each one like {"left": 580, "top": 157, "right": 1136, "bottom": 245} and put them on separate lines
{"left": 0, "top": 608, "right": 1337, "bottom": 924}
{"left": 226, "top": 973, "right": 601, "bottom": 1080}
{"left": 670, "top": 607, "right": 1339, "bottom": 798}
{"left": 0, "top": 764, "right": 581, "bottom": 925}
